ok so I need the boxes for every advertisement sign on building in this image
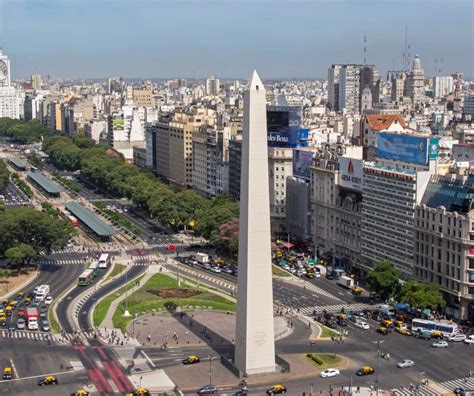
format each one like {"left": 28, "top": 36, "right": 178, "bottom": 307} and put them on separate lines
{"left": 267, "top": 129, "right": 309, "bottom": 148}
{"left": 293, "top": 149, "right": 314, "bottom": 180}
{"left": 339, "top": 157, "right": 363, "bottom": 191}
{"left": 429, "top": 137, "right": 440, "bottom": 160}
{"left": 376, "top": 133, "right": 431, "bottom": 165}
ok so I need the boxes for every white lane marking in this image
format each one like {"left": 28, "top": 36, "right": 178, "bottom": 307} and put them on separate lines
{"left": 141, "top": 350, "right": 156, "bottom": 368}
{"left": 0, "top": 369, "right": 84, "bottom": 383}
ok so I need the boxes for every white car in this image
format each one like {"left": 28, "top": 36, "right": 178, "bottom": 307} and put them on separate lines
{"left": 354, "top": 321, "right": 370, "bottom": 330}
{"left": 464, "top": 335, "right": 474, "bottom": 345}
{"left": 44, "top": 296, "right": 53, "bottom": 305}
{"left": 432, "top": 341, "right": 448, "bottom": 348}
{"left": 448, "top": 334, "right": 467, "bottom": 342}
{"left": 210, "top": 267, "right": 221, "bottom": 273}
{"left": 320, "top": 368, "right": 340, "bottom": 378}
{"left": 397, "top": 359, "right": 415, "bottom": 368}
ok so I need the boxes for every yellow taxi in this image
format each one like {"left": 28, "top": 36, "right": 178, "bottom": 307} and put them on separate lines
{"left": 266, "top": 384, "right": 287, "bottom": 394}
{"left": 3, "top": 367, "right": 12, "bottom": 380}
{"left": 126, "top": 388, "right": 150, "bottom": 396}
{"left": 0, "top": 313, "right": 6, "bottom": 322}
{"left": 394, "top": 320, "right": 405, "bottom": 328}
{"left": 74, "top": 390, "right": 89, "bottom": 396}
{"left": 2, "top": 300, "right": 9, "bottom": 307}
{"left": 352, "top": 287, "right": 363, "bottom": 295}
{"left": 16, "top": 292, "right": 25, "bottom": 300}
{"left": 24, "top": 297, "right": 31, "bottom": 306}
{"left": 38, "top": 375, "right": 58, "bottom": 386}
{"left": 9, "top": 300, "right": 17, "bottom": 309}
{"left": 356, "top": 366, "right": 375, "bottom": 376}
{"left": 381, "top": 319, "right": 393, "bottom": 327}
{"left": 5, "top": 306, "right": 12, "bottom": 316}
{"left": 396, "top": 327, "right": 413, "bottom": 336}
{"left": 182, "top": 355, "right": 200, "bottom": 365}
{"left": 377, "top": 326, "right": 389, "bottom": 335}
{"left": 431, "top": 331, "right": 444, "bottom": 339}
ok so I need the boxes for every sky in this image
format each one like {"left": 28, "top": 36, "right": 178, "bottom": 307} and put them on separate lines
{"left": 1, "top": 0, "right": 473, "bottom": 79}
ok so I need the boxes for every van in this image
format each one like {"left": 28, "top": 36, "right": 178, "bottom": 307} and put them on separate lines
{"left": 379, "top": 304, "right": 395, "bottom": 317}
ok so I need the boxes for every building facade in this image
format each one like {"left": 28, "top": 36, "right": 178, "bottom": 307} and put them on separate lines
{"left": 433, "top": 76, "right": 454, "bottom": 98}
{"left": 414, "top": 174, "right": 474, "bottom": 321}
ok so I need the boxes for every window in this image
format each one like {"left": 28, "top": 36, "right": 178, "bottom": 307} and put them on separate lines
{"left": 469, "top": 273, "right": 474, "bottom": 283}
{"left": 469, "top": 287, "right": 474, "bottom": 295}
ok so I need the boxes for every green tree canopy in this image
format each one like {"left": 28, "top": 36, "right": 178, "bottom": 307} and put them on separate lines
{"left": 5, "top": 243, "right": 38, "bottom": 266}
{"left": 399, "top": 280, "right": 446, "bottom": 310}
{"left": 0, "top": 118, "right": 49, "bottom": 143}
{"left": 364, "top": 261, "right": 400, "bottom": 300}
{"left": 0, "top": 159, "right": 10, "bottom": 189}
{"left": 0, "top": 207, "right": 73, "bottom": 258}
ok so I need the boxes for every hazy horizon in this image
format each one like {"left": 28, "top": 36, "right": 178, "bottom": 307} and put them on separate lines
{"left": 1, "top": 0, "right": 473, "bottom": 80}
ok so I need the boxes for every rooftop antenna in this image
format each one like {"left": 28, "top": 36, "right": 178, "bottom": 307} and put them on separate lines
{"left": 439, "top": 58, "right": 444, "bottom": 75}
{"left": 434, "top": 58, "right": 438, "bottom": 76}
{"left": 363, "top": 33, "right": 367, "bottom": 65}
{"left": 403, "top": 25, "right": 408, "bottom": 71}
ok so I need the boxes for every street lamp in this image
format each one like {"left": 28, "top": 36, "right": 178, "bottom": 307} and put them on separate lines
{"left": 123, "top": 262, "right": 131, "bottom": 317}
{"left": 417, "top": 371, "right": 426, "bottom": 395}
{"left": 372, "top": 340, "right": 384, "bottom": 396}
{"left": 309, "top": 382, "right": 314, "bottom": 396}
{"left": 208, "top": 355, "right": 217, "bottom": 385}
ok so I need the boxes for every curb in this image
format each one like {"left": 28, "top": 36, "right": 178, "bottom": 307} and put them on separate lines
{"left": 0, "top": 268, "right": 39, "bottom": 301}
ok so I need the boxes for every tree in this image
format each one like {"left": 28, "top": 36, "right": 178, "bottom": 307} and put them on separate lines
{"left": 212, "top": 217, "right": 239, "bottom": 258}
{"left": 364, "top": 261, "right": 400, "bottom": 300}
{"left": 5, "top": 244, "right": 38, "bottom": 266}
{"left": 399, "top": 280, "right": 446, "bottom": 310}
{"left": 0, "top": 159, "right": 9, "bottom": 189}
{"left": 0, "top": 269, "right": 10, "bottom": 292}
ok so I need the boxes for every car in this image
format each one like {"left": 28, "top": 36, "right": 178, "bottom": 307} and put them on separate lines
{"left": 73, "top": 390, "right": 90, "bottom": 396}
{"left": 354, "top": 321, "right": 370, "bottom": 330}
{"left": 38, "top": 375, "right": 58, "bottom": 386}
{"left": 210, "top": 267, "right": 221, "bottom": 273}
{"left": 320, "top": 368, "right": 340, "bottom": 378}
{"left": 3, "top": 367, "right": 12, "bottom": 380}
{"left": 397, "top": 359, "right": 415, "bottom": 368}
{"left": 377, "top": 326, "right": 388, "bottom": 335}
{"left": 8, "top": 323, "right": 15, "bottom": 331}
{"left": 125, "top": 387, "right": 150, "bottom": 396}
{"left": 266, "top": 384, "right": 287, "bottom": 394}
{"left": 17, "top": 306, "right": 26, "bottom": 317}
{"left": 2, "top": 299, "right": 9, "bottom": 307}
{"left": 23, "top": 298, "right": 31, "bottom": 306}
{"left": 182, "top": 355, "right": 200, "bottom": 365}
{"left": 396, "top": 328, "right": 413, "bottom": 336}
{"left": 356, "top": 366, "right": 375, "bottom": 376}
{"left": 464, "top": 335, "right": 474, "bottom": 345}
{"left": 44, "top": 296, "right": 53, "bottom": 305}
{"left": 42, "top": 320, "right": 50, "bottom": 332}
{"left": 431, "top": 331, "right": 444, "bottom": 339}
{"left": 40, "top": 305, "right": 48, "bottom": 313}
{"left": 40, "top": 311, "right": 48, "bottom": 320}
{"left": 166, "top": 244, "right": 176, "bottom": 250}
{"left": 432, "top": 341, "right": 448, "bottom": 348}
{"left": 17, "top": 318, "right": 26, "bottom": 330}
{"left": 416, "top": 331, "right": 432, "bottom": 340}
{"left": 197, "top": 384, "right": 218, "bottom": 394}
{"left": 448, "top": 334, "right": 467, "bottom": 342}
{"left": 223, "top": 267, "right": 233, "bottom": 274}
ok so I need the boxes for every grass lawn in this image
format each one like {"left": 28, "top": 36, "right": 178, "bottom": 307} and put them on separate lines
{"left": 305, "top": 353, "right": 342, "bottom": 370}
{"left": 112, "top": 273, "right": 236, "bottom": 331}
{"left": 92, "top": 274, "right": 145, "bottom": 327}
{"left": 321, "top": 326, "right": 338, "bottom": 338}
{"left": 104, "top": 263, "right": 126, "bottom": 283}
{"left": 272, "top": 265, "right": 290, "bottom": 277}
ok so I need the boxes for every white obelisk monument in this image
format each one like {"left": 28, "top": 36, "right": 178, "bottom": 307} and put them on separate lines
{"left": 235, "top": 70, "right": 276, "bottom": 375}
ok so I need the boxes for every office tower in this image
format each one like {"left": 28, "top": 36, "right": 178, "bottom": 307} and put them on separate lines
{"left": 359, "top": 65, "right": 380, "bottom": 105}
{"left": 391, "top": 73, "right": 407, "bottom": 102}
{"left": 0, "top": 50, "right": 18, "bottom": 119}
{"left": 107, "top": 77, "right": 122, "bottom": 94}
{"left": 464, "top": 95, "right": 474, "bottom": 116}
{"left": 406, "top": 55, "right": 425, "bottom": 105}
{"left": 205, "top": 75, "right": 220, "bottom": 96}
{"left": 31, "top": 74, "right": 42, "bottom": 90}
{"left": 433, "top": 76, "right": 454, "bottom": 98}
{"left": 327, "top": 65, "right": 342, "bottom": 110}
{"left": 0, "top": 50, "right": 11, "bottom": 87}
{"left": 338, "top": 65, "right": 360, "bottom": 112}
{"left": 228, "top": 137, "right": 243, "bottom": 200}
{"left": 414, "top": 174, "right": 474, "bottom": 322}
{"left": 235, "top": 71, "right": 275, "bottom": 375}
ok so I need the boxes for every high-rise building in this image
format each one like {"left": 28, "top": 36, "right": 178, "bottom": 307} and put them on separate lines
{"left": 406, "top": 55, "right": 425, "bottom": 105}
{"left": 338, "top": 65, "right": 360, "bottom": 112}
{"left": 361, "top": 87, "right": 372, "bottom": 111}
{"left": 205, "top": 75, "right": 220, "bottom": 96}
{"left": 31, "top": 74, "right": 42, "bottom": 90}
{"left": 463, "top": 95, "right": 474, "bottom": 116}
{"left": 327, "top": 65, "right": 342, "bottom": 111}
{"left": 433, "top": 76, "right": 454, "bottom": 98}
{"left": 133, "top": 87, "right": 155, "bottom": 107}
{"left": 0, "top": 50, "right": 11, "bottom": 87}
{"left": 229, "top": 136, "right": 243, "bottom": 200}
{"left": 391, "top": 73, "right": 407, "bottom": 102}
{"left": 359, "top": 65, "right": 380, "bottom": 105}
{"left": 414, "top": 174, "right": 474, "bottom": 322}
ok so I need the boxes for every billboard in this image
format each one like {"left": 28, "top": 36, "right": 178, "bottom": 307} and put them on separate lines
{"left": 113, "top": 119, "right": 124, "bottom": 131}
{"left": 293, "top": 149, "right": 314, "bottom": 180}
{"left": 376, "top": 133, "right": 431, "bottom": 165}
{"left": 267, "top": 128, "right": 309, "bottom": 148}
{"left": 429, "top": 137, "right": 440, "bottom": 160}
{"left": 339, "top": 157, "right": 363, "bottom": 191}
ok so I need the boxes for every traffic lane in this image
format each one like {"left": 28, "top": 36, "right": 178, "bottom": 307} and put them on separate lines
{"left": 309, "top": 276, "right": 356, "bottom": 303}
{"left": 77, "top": 264, "right": 147, "bottom": 332}
{"left": 1, "top": 370, "right": 88, "bottom": 396}
{"left": 272, "top": 279, "right": 343, "bottom": 308}
{"left": 56, "top": 270, "right": 108, "bottom": 333}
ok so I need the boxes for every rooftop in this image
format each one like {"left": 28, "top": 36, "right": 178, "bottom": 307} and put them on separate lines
{"left": 27, "top": 172, "right": 63, "bottom": 194}
{"left": 65, "top": 201, "right": 116, "bottom": 237}
{"left": 9, "top": 157, "right": 28, "bottom": 169}
{"left": 365, "top": 114, "right": 407, "bottom": 131}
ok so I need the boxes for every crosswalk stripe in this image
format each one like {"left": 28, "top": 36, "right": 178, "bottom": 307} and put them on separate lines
{"left": 438, "top": 377, "right": 474, "bottom": 392}
{"left": 391, "top": 386, "right": 438, "bottom": 396}
{"left": 299, "top": 303, "right": 380, "bottom": 315}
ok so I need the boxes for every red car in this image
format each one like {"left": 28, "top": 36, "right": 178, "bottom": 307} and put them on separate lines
{"left": 17, "top": 307, "right": 26, "bottom": 317}
{"left": 166, "top": 244, "right": 176, "bottom": 250}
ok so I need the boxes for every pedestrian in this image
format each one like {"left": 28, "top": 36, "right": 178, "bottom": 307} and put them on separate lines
{"left": 147, "top": 334, "right": 151, "bottom": 342}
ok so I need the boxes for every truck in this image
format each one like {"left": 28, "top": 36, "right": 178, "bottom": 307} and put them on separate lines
{"left": 336, "top": 275, "right": 355, "bottom": 289}
{"left": 26, "top": 307, "right": 39, "bottom": 330}
{"left": 35, "top": 284, "right": 50, "bottom": 301}
{"left": 379, "top": 304, "right": 395, "bottom": 317}
{"left": 195, "top": 253, "right": 209, "bottom": 264}
{"left": 314, "top": 265, "right": 326, "bottom": 276}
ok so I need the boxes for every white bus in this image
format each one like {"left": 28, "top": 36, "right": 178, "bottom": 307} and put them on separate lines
{"left": 98, "top": 254, "right": 110, "bottom": 269}
{"left": 411, "top": 318, "right": 458, "bottom": 337}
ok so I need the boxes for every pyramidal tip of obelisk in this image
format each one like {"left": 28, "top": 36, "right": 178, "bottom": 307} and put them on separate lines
{"left": 246, "top": 70, "right": 265, "bottom": 91}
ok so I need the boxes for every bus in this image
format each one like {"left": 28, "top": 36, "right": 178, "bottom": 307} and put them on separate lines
{"left": 411, "top": 318, "right": 458, "bottom": 337}
{"left": 88, "top": 261, "right": 99, "bottom": 277}
{"left": 98, "top": 254, "right": 110, "bottom": 269}
{"left": 78, "top": 269, "right": 94, "bottom": 286}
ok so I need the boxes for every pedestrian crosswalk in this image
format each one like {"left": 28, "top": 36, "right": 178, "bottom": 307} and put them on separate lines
{"left": 299, "top": 303, "right": 379, "bottom": 316}
{"left": 38, "top": 258, "right": 159, "bottom": 266}
{"left": 0, "top": 329, "right": 59, "bottom": 341}
{"left": 438, "top": 376, "right": 474, "bottom": 393}
{"left": 301, "top": 281, "right": 343, "bottom": 302}
{"left": 391, "top": 385, "right": 438, "bottom": 395}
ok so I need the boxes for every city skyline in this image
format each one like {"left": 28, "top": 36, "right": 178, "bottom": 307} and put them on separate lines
{"left": 1, "top": 0, "right": 472, "bottom": 79}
